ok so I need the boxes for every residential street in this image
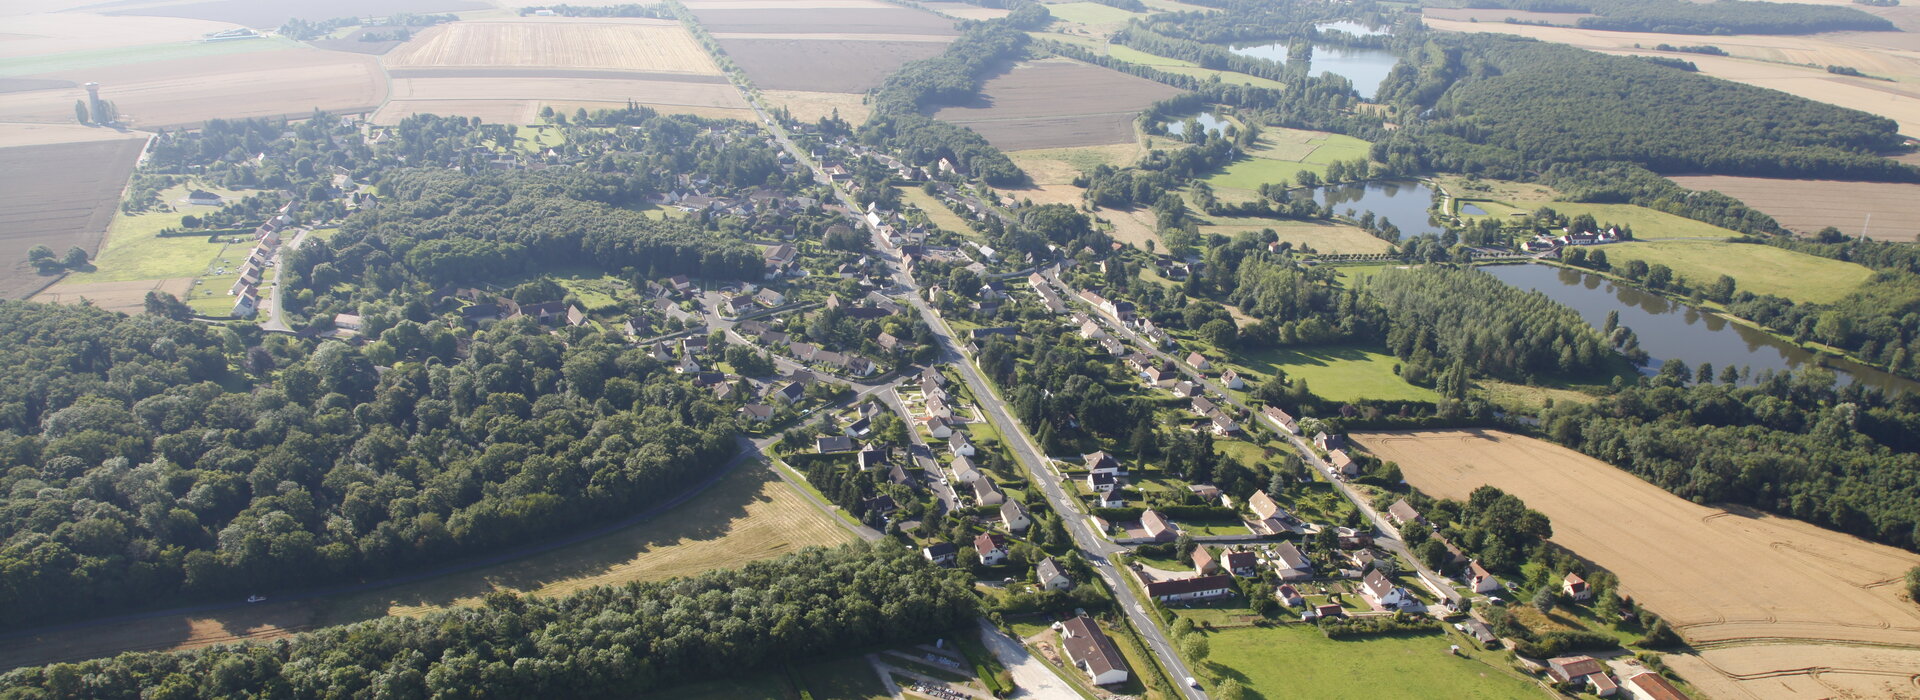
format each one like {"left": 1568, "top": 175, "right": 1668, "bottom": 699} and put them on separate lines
{"left": 258, "top": 227, "right": 309, "bottom": 333}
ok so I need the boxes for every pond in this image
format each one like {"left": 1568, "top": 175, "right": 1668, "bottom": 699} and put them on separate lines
{"left": 1315, "top": 20, "right": 1392, "bottom": 37}
{"left": 1291, "top": 179, "right": 1443, "bottom": 238}
{"left": 1459, "top": 203, "right": 1488, "bottom": 216}
{"left": 1165, "top": 111, "right": 1230, "bottom": 137}
{"left": 1480, "top": 263, "right": 1917, "bottom": 393}
{"left": 1228, "top": 42, "right": 1401, "bottom": 100}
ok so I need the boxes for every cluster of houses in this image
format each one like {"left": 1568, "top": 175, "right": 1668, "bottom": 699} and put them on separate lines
{"left": 1543, "top": 654, "right": 1688, "bottom": 699}
{"left": 227, "top": 210, "right": 294, "bottom": 318}
{"left": 1523, "top": 227, "right": 1625, "bottom": 252}
{"left": 1386, "top": 498, "right": 1514, "bottom": 599}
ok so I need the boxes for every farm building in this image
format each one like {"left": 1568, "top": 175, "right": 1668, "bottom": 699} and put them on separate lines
{"left": 1623, "top": 671, "right": 1689, "bottom": 700}
{"left": 1547, "top": 656, "right": 1618, "bottom": 696}
{"left": 1144, "top": 575, "right": 1235, "bottom": 602}
{"left": 1060, "top": 615, "right": 1130, "bottom": 685}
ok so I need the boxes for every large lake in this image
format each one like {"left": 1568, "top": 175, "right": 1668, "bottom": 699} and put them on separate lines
{"left": 1481, "top": 263, "right": 1915, "bottom": 392}
{"left": 1293, "top": 179, "right": 1443, "bottom": 238}
{"left": 1228, "top": 42, "right": 1401, "bottom": 100}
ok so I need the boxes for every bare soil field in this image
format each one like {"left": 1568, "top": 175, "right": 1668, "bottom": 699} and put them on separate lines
{"left": 33, "top": 277, "right": 192, "bottom": 313}
{"left": 709, "top": 31, "right": 955, "bottom": 42}
{"left": 0, "top": 465, "right": 852, "bottom": 671}
{"left": 1668, "top": 175, "right": 1920, "bottom": 240}
{"left": 683, "top": 0, "right": 897, "bottom": 7}
{"left": 764, "top": 89, "right": 872, "bottom": 124}
{"left": 386, "top": 19, "right": 720, "bottom": 75}
{"left": 0, "top": 135, "right": 147, "bottom": 299}
{"left": 689, "top": 7, "right": 959, "bottom": 35}
{"left": 94, "top": 0, "right": 488, "bottom": 29}
{"left": 0, "top": 12, "right": 242, "bottom": 59}
{"left": 0, "top": 48, "right": 387, "bottom": 128}
{"left": 1353, "top": 429, "right": 1920, "bottom": 699}
{"left": 721, "top": 37, "right": 948, "bottom": 92}
{"left": 932, "top": 60, "right": 1182, "bottom": 150}
{"left": 1420, "top": 7, "right": 1594, "bottom": 24}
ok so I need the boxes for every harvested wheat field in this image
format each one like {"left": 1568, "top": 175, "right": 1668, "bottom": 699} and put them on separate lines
{"left": 0, "top": 464, "right": 852, "bottom": 671}
{"left": 721, "top": 38, "right": 948, "bottom": 92}
{"left": 0, "top": 133, "right": 148, "bottom": 299}
{"left": 0, "top": 48, "right": 387, "bottom": 128}
{"left": 690, "top": 7, "right": 959, "bottom": 35}
{"left": 377, "top": 75, "right": 747, "bottom": 123}
{"left": 919, "top": 0, "right": 1013, "bottom": 20}
{"left": 386, "top": 19, "right": 720, "bottom": 75}
{"left": 1353, "top": 429, "right": 1920, "bottom": 699}
{"left": 764, "top": 89, "right": 872, "bottom": 124}
{"left": 33, "top": 277, "right": 193, "bottom": 314}
{"left": 1669, "top": 175, "right": 1920, "bottom": 240}
{"left": 933, "top": 59, "right": 1182, "bottom": 150}
{"left": 97, "top": 0, "right": 488, "bottom": 29}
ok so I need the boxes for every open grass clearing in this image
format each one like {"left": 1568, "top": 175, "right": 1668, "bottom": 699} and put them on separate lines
{"left": 1045, "top": 1, "right": 1142, "bottom": 27}
{"left": 1205, "top": 128, "right": 1374, "bottom": 194}
{"left": 1227, "top": 344, "right": 1438, "bottom": 403}
{"left": 0, "top": 35, "right": 301, "bottom": 77}
{"left": 1193, "top": 622, "right": 1542, "bottom": 699}
{"left": 1353, "top": 429, "right": 1920, "bottom": 697}
{"left": 0, "top": 463, "right": 851, "bottom": 670}
{"left": 1591, "top": 240, "right": 1873, "bottom": 305}
{"left": 1008, "top": 142, "right": 1146, "bottom": 184}
{"left": 764, "top": 89, "right": 873, "bottom": 125}
{"left": 1197, "top": 218, "right": 1390, "bottom": 255}
{"left": 1475, "top": 378, "right": 1599, "bottom": 414}
{"left": 898, "top": 186, "right": 977, "bottom": 238}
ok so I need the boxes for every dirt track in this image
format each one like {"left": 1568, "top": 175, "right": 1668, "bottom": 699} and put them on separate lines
{"left": 1354, "top": 429, "right": 1920, "bottom": 699}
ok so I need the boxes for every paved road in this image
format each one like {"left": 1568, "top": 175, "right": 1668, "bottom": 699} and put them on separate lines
{"left": 1041, "top": 271, "right": 1459, "bottom": 607}
{"left": 259, "top": 227, "right": 310, "bottom": 333}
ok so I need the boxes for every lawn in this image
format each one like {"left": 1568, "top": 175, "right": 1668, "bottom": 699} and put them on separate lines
{"left": 510, "top": 124, "right": 567, "bottom": 153}
{"left": 553, "top": 274, "right": 630, "bottom": 312}
{"left": 899, "top": 186, "right": 979, "bottom": 239}
{"left": 793, "top": 654, "right": 892, "bottom": 700}
{"left": 1477, "top": 379, "right": 1599, "bottom": 413}
{"left": 0, "top": 36, "right": 301, "bottom": 77}
{"left": 68, "top": 185, "right": 260, "bottom": 284}
{"left": 1205, "top": 128, "right": 1374, "bottom": 193}
{"left": 1581, "top": 240, "right": 1872, "bottom": 305}
{"left": 1046, "top": 1, "right": 1142, "bottom": 26}
{"left": 1196, "top": 218, "right": 1390, "bottom": 255}
{"left": 1197, "top": 624, "right": 1542, "bottom": 699}
{"left": 1228, "top": 345, "right": 1438, "bottom": 403}
{"left": 310, "top": 463, "right": 854, "bottom": 626}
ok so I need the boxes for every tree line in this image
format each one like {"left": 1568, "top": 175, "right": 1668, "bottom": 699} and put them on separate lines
{"left": 0, "top": 543, "right": 977, "bottom": 698}
{"left": 1471, "top": 0, "right": 1894, "bottom": 34}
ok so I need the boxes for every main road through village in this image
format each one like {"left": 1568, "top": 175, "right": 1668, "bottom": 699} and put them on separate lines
{"left": 725, "top": 61, "right": 1212, "bottom": 699}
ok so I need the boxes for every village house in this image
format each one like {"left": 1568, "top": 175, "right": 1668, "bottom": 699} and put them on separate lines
{"left": 1220, "top": 368, "right": 1244, "bottom": 389}
{"left": 1145, "top": 575, "right": 1235, "bottom": 602}
{"left": 1096, "top": 489, "right": 1125, "bottom": 508}
{"left": 949, "top": 432, "right": 975, "bottom": 457}
{"left": 1186, "top": 351, "right": 1211, "bottom": 370}
{"left": 1314, "top": 432, "right": 1347, "bottom": 451}
{"left": 923, "top": 542, "right": 957, "bottom": 566}
{"left": 1100, "top": 337, "right": 1125, "bottom": 356}
{"left": 1223, "top": 549, "right": 1259, "bottom": 578}
{"left": 926, "top": 416, "right": 955, "bottom": 438}
{"left": 1000, "top": 501, "right": 1030, "bottom": 533}
{"left": 1188, "top": 484, "right": 1223, "bottom": 504}
{"left": 1563, "top": 572, "right": 1593, "bottom": 601}
{"left": 1270, "top": 541, "right": 1313, "bottom": 581}
{"left": 1084, "top": 451, "right": 1123, "bottom": 476}
{"left": 738, "top": 404, "right": 773, "bottom": 422}
{"left": 754, "top": 288, "right": 785, "bottom": 307}
{"left": 770, "top": 381, "right": 805, "bottom": 405}
{"left": 1172, "top": 381, "right": 1198, "bottom": 398}
{"left": 971, "top": 477, "right": 1004, "bottom": 506}
{"left": 1386, "top": 499, "right": 1424, "bottom": 527}
{"left": 1209, "top": 410, "right": 1241, "bottom": 436}
{"left": 1060, "top": 615, "right": 1130, "bottom": 686}
{"left": 1037, "top": 558, "right": 1072, "bottom": 591}
{"left": 676, "top": 354, "right": 701, "bottom": 374}
{"left": 1329, "top": 449, "right": 1359, "bottom": 479}
{"left": 1079, "top": 319, "right": 1106, "bottom": 340}
{"left": 1348, "top": 549, "right": 1379, "bottom": 572}
{"left": 1360, "top": 569, "right": 1414, "bottom": 611}
{"left": 974, "top": 533, "right": 1009, "bottom": 565}
{"left": 815, "top": 435, "right": 854, "bottom": 454}
{"left": 1089, "top": 471, "right": 1118, "bottom": 494}
{"left": 1469, "top": 561, "right": 1505, "bottom": 594}
{"left": 231, "top": 289, "right": 259, "bottom": 318}
{"left": 1247, "top": 490, "right": 1295, "bottom": 535}
{"left": 1263, "top": 406, "right": 1298, "bottom": 434}
{"left": 1623, "top": 671, "right": 1689, "bottom": 700}
{"left": 951, "top": 454, "right": 982, "bottom": 484}
{"left": 1192, "top": 546, "right": 1219, "bottom": 575}
{"left": 1190, "top": 396, "right": 1216, "bottom": 417}
{"left": 1276, "top": 584, "right": 1305, "bottom": 607}
{"left": 1547, "top": 656, "right": 1618, "bottom": 697}
{"left": 1140, "top": 509, "right": 1177, "bottom": 542}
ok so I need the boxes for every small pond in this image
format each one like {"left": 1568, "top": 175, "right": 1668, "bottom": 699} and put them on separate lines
{"left": 1291, "top": 179, "right": 1443, "bottom": 238}
{"left": 1165, "top": 111, "right": 1230, "bottom": 137}
{"left": 1315, "top": 20, "right": 1392, "bottom": 36}
{"left": 1460, "top": 203, "right": 1489, "bottom": 216}
{"left": 1481, "top": 263, "right": 1916, "bottom": 393}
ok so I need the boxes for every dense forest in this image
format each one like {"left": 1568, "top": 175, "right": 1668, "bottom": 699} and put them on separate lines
{"left": 1376, "top": 35, "right": 1916, "bottom": 182}
{"left": 0, "top": 543, "right": 977, "bottom": 698}
{"left": 1364, "top": 266, "right": 1618, "bottom": 380}
{"left": 1541, "top": 369, "right": 1920, "bottom": 549}
{"left": 0, "top": 301, "right": 740, "bottom": 623}
{"left": 1469, "top": 0, "right": 1894, "bottom": 34}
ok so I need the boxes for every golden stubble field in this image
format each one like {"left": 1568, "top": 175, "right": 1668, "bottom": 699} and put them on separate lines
{"left": 1669, "top": 175, "right": 1920, "bottom": 241}
{"left": 0, "top": 465, "right": 853, "bottom": 671}
{"left": 1353, "top": 429, "right": 1920, "bottom": 700}
{"left": 0, "top": 49, "right": 388, "bottom": 128}
{"left": 385, "top": 19, "right": 720, "bottom": 75}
